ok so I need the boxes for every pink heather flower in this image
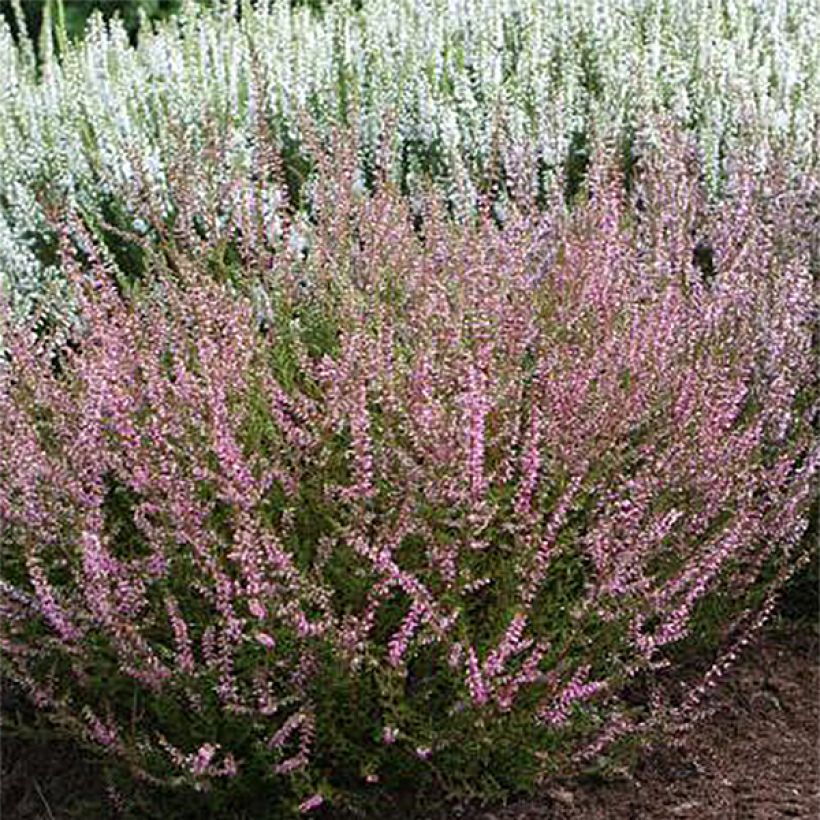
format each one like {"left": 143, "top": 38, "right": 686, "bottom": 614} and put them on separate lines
{"left": 269, "top": 712, "right": 307, "bottom": 749}
{"left": 387, "top": 600, "right": 426, "bottom": 667}
{"left": 448, "top": 642, "right": 466, "bottom": 669}
{"left": 365, "top": 773, "right": 379, "bottom": 784}
{"left": 255, "top": 632, "right": 277, "bottom": 650}
{"left": 275, "top": 755, "right": 307, "bottom": 775}
{"left": 483, "top": 612, "right": 529, "bottom": 681}
{"left": 415, "top": 746, "right": 432, "bottom": 760}
{"left": 222, "top": 754, "right": 238, "bottom": 777}
{"left": 382, "top": 726, "right": 398, "bottom": 744}
{"left": 166, "top": 595, "right": 195, "bottom": 674}
{"left": 191, "top": 743, "right": 218, "bottom": 776}
{"left": 540, "top": 666, "right": 608, "bottom": 726}
{"left": 465, "top": 646, "right": 489, "bottom": 706}
{"left": 463, "top": 361, "right": 490, "bottom": 503}
{"left": 85, "top": 711, "right": 119, "bottom": 748}
{"left": 248, "top": 599, "right": 267, "bottom": 620}
{"left": 298, "top": 794, "right": 324, "bottom": 813}
{"left": 27, "top": 562, "right": 80, "bottom": 643}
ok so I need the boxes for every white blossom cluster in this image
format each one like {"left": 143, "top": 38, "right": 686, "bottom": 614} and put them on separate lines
{"left": 0, "top": 0, "right": 817, "bottom": 321}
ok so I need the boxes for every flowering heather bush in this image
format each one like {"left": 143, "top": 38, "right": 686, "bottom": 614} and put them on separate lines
{"left": 1, "top": 0, "right": 818, "bottom": 326}
{"left": 0, "top": 141, "right": 817, "bottom": 816}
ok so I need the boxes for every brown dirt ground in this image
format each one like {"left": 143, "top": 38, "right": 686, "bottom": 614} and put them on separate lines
{"left": 2, "top": 621, "right": 818, "bottom": 819}
{"left": 463, "top": 621, "right": 820, "bottom": 820}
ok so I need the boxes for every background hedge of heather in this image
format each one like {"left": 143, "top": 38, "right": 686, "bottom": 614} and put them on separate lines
{"left": 1, "top": 0, "right": 818, "bottom": 329}
{"left": 1, "top": 124, "right": 817, "bottom": 816}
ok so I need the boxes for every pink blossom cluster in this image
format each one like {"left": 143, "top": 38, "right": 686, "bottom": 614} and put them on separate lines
{"left": 0, "top": 134, "right": 816, "bottom": 806}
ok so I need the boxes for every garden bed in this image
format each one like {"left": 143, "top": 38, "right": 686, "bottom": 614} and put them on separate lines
{"left": 1, "top": 2, "right": 817, "bottom": 818}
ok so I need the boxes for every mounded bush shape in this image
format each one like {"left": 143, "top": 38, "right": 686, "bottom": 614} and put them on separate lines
{"left": 0, "top": 140, "right": 816, "bottom": 816}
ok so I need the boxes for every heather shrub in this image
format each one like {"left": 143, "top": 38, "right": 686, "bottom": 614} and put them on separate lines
{"left": 1, "top": 142, "right": 817, "bottom": 817}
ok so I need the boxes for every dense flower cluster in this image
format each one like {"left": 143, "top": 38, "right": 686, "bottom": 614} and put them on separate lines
{"left": 1, "top": 135, "right": 816, "bottom": 813}
{"left": 1, "top": 0, "right": 817, "bottom": 327}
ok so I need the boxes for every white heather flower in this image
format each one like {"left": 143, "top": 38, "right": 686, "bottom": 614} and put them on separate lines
{"left": 1, "top": 0, "right": 817, "bottom": 326}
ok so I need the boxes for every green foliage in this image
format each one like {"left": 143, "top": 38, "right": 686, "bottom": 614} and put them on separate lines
{"left": 1, "top": 0, "right": 184, "bottom": 46}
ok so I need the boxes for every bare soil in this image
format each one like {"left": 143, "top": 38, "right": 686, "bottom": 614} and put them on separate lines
{"left": 467, "top": 621, "right": 820, "bottom": 820}
{"left": 2, "top": 621, "right": 818, "bottom": 819}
